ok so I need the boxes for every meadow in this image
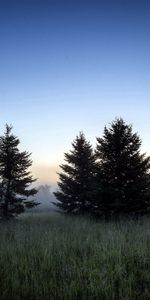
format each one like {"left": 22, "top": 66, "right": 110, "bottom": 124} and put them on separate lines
{"left": 0, "top": 214, "right": 150, "bottom": 300}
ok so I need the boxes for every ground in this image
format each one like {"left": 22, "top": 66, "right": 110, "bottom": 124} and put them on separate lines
{"left": 0, "top": 213, "right": 150, "bottom": 300}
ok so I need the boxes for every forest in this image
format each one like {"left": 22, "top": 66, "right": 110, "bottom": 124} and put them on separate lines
{"left": 0, "top": 118, "right": 150, "bottom": 300}
{"left": 0, "top": 118, "right": 150, "bottom": 220}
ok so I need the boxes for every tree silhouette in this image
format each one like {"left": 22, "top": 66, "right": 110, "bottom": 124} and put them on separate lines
{"left": 0, "top": 125, "right": 38, "bottom": 219}
{"left": 54, "top": 132, "right": 96, "bottom": 215}
{"left": 95, "top": 118, "right": 150, "bottom": 217}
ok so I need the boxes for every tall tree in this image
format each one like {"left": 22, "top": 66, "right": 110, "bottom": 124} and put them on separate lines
{"left": 95, "top": 118, "right": 150, "bottom": 217}
{"left": 0, "top": 125, "right": 38, "bottom": 219}
{"left": 54, "top": 132, "right": 96, "bottom": 215}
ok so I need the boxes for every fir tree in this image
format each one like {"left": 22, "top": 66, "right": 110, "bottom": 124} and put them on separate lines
{"left": 54, "top": 132, "right": 96, "bottom": 215}
{"left": 0, "top": 125, "right": 38, "bottom": 219}
{"left": 95, "top": 118, "right": 150, "bottom": 217}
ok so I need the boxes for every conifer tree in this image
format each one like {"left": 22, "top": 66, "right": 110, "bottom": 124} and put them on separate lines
{"left": 95, "top": 118, "right": 150, "bottom": 217}
{"left": 54, "top": 132, "right": 96, "bottom": 214}
{"left": 0, "top": 125, "right": 38, "bottom": 219}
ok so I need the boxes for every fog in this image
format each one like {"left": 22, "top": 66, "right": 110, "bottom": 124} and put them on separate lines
{"left": 30, "top": 185, "right": 58, "bottom": 213}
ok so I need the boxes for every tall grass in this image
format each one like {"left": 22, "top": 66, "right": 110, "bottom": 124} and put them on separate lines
{"left": 0, "top": 214, "right": 150, "bottom": 300}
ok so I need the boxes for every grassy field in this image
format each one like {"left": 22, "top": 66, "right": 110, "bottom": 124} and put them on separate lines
{"left": 0, "top": 214, "right": 150, "bottom": 300}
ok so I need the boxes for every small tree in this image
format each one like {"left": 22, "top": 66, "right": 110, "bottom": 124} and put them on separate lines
{"left": 0, "top": 125, "right": 38, "bottom": 219}
{"left": 54, "top": 132, "right": 96, "bottom": 215}
{"left": 95, "top": 118, "right": 150, "bottom": 217}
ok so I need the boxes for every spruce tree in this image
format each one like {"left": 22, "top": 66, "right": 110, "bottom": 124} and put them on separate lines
{"left": 54, "top": 132, "right": 96, "bottom": 215}
{"left": 95, "top": 118, "right": 150, "bottom": 217}
{"left": 0, "top": 125, "right": 38, "bottom": 219}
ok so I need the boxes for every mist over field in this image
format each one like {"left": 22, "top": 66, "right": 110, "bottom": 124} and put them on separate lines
{"left": 29, "top": 185, "right": 58, "bottom": 212}
{"left": 0, "top": 0, "right": 150, "bottom": 299}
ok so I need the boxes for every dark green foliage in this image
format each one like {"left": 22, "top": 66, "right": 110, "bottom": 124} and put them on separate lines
{"left": 0, "top": 125, "right": 38, "bottom": 219}
{"left": 54, "top": 132, "right": 96, "bottom": 214}
{"left": 95, "top": 118, "right": 150, "bottom": 217}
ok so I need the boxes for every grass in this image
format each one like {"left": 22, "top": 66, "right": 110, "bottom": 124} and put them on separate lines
{"left": 0, "top": 213, "right": 150, "bottom": 300}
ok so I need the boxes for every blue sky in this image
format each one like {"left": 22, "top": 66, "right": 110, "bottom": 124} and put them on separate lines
{"left": 0, "top": 0, "right": 150, "bottom": 185}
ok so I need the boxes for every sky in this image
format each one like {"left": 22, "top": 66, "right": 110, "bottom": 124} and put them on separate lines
{"left": 0, "top": 0, "right": 150, "bottom": 186}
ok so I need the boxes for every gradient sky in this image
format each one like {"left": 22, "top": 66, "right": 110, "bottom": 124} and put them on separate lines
{"left": 0, "top": 0, "right": 150, "bottom": 186}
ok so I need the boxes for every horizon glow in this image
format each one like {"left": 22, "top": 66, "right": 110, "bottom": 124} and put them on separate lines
{"left": 0, "top": 0, "right": 150, "bottom": 186}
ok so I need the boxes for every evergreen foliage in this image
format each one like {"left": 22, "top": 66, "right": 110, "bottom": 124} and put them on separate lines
{"left": 0, "top": 125, "right": 38, "bottom": 219}
{"left": 95, "top": 118, "right": 150, "bottom": 217}
{"left": 54, "top": 132, "right": 96, "bottom": 214}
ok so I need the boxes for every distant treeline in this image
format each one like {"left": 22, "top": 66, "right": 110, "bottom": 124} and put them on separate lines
{"left": 54, "top": 118, "right": 150, "bottom": 218}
